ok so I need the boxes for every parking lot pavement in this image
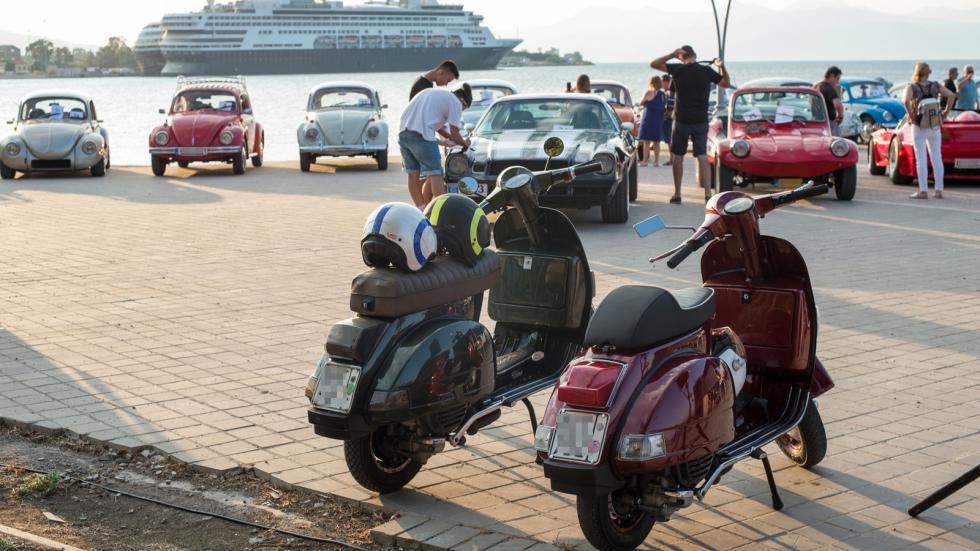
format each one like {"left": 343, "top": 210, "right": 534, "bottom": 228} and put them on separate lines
{"left": 2, "top": 157, "right": 978, "bottom": 550}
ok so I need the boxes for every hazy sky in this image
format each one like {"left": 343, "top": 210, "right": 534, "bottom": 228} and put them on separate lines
{"left": 4, "top": 0, "right": 980, "bottom": 62}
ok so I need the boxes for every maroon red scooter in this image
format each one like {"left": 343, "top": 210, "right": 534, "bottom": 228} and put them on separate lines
{"left": 534, "top": 183, "right": 835, "bottom": 550}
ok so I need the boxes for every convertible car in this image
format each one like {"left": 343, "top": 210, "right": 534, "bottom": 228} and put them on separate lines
{"left": 591, "top": 80, "right": 638, "bottom": 138}
{"left": 708, "top": 86, "right": 859, "bottom": 200}
{"left": 741, "top": 77, "right": 863, "bottom": 140}
{"left": 840, "top": 77, "right": 906, "bottom": 142}
{"left": 1, "top": 90, "right": 109, "bottom": 179}
{"left": 148, "top": 76, "right": 265, "bottom": 176}
{"left": 869, "top": 109, "right": 980, "bottom": 184}
{"left": 297, "top": 81, "right": 388, "bottom": 171}
{"left": 445, "top": 94, "right": 638, "bottom": 223}
{"left": 460, "top": 79, "right": 517, "bottom": 129}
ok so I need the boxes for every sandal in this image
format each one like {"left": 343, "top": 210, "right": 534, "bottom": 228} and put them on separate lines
{"left": 669, "top": 195, "right": 682, "bottom": 205}
{"left": 909, "top": 191, "right": 928, "bottom": 200}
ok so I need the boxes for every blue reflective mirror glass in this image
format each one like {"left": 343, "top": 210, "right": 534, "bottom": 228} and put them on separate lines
{"left": 634, "top": 215, "right": 666, "bottom": 238}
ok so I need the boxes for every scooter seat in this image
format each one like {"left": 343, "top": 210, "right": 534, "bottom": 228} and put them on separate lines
{"left": 350, "top": 252, "right": 501, "bottom": 318}
{"left": 584, "top": 285, "right": 715, "bottom": 350}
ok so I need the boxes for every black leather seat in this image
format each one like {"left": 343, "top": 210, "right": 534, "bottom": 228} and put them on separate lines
{"left": 584, "top": 286, "right": 715, "bottom": 350}
{"left": 350, "top": 252, "right": 501, "bottom": 318}
{"left": 504, "top": 111, "right": 536, "bottom": 130}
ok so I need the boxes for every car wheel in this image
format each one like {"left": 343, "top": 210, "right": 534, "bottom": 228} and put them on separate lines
{"left": 868, "top": 142, "right": 886, "bottom": 175}
{"left": 888, "top": 139, "right": 914, "bottom": 185}
{"left": 300, "top": 152, "right": 312, "bottom": 172}
{"left": 0, "top": 162, "right": 16, "bottom": 179}
{"left": 177, "top": 161, "right": 190, "bottom": 169}
{"left": 90, "top": 157, "right": 106, "bottom": 177}
{"left": 105, "top": 148, "right": 111, "bottom": 170}
{"left": 376, "top": 148, "right": 388, "bottom": 171}
{"left": 833, "top": 165, "right": 857, "bottom": 200}
{"left": 600, "top": 172, "right": 629, "bottom": 224}
{"left": 151, "top": 156, "right": 167, "bottom": 177}
{"left": 717, "top": 162, "right": 736, "bottom": 192}
{"left": 628, "top": 160, "right": 638, "bottom": 202}
{"left": 859, "top": 115, "right": 874, "bottom": 144}
{"left": 232, "top": 147, "right": 246, "bottom": 175}
{"left": 252, "top": 135, "right": 264, "bottom": 167}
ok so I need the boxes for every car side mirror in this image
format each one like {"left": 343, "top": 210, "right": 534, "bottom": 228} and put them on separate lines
{"left": 464, "top": 123, "right": 475, "bottom": 133}
{"left": 382, "top": 104, "right": 389, "bottom": 109}
{"left": 5, "top": 120, "right": 11, "bottom": 125}
{"left": 97, "top": 119, "right": 104, "bottom": 123}
{"left": 621, "top": 122, "right": 635, "bottom": 132}
{"left": 158, "top": 108, "right": 166, "bottom": 115}
{"left": 243, "top": 108, "right": 253, "bottom": 115}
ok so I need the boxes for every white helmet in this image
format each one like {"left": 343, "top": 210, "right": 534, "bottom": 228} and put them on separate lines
{"left": 361, "top": 203, "right": 438, "bottom": 272}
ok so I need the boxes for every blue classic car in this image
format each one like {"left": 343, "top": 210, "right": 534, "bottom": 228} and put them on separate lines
{"left": 839, "top": 77, "right": 906, "bottom": 142}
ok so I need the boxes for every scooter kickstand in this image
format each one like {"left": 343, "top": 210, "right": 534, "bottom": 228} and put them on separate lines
{"left": 751, "top": 449, "right": 784, "bottom": 511}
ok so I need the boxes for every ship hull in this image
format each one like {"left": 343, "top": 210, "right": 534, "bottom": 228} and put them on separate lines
{"left": 160, "top": 46, "right": 516, "bottom": 76}
{"left": 136, "top": 51, "right": 166, "bottom": 76}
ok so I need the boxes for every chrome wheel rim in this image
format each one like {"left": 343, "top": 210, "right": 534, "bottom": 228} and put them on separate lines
{"left": 778, "top": 427, "right": 805, "bottom": 459}
{"left": 370, "top": 433, "right": 411, "bottom": 474}
{"left": 607, "top": 492, "right": 646, "bottom": 533}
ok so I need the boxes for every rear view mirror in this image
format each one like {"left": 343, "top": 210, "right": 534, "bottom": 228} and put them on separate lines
{"left": 634, "top": 215, "right": 666, "bottom": 238}
{"left": 543, "top": 137, "right": 565, "bottom": 158}
{"left": 458, "top": 176, "right": 478, "bottom": 195}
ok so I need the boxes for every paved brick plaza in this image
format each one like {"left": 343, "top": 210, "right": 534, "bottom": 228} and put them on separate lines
{"left": 1, "top": 159, "right": 978, "bottom": 550}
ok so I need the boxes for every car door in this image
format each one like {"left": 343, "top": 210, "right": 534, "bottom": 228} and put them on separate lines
{"left": 240, "top": 94, "right": 256, "bottom": 153}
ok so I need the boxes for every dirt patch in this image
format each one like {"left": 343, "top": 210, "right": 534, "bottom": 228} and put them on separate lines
{"left": 0, "top": 426, "right": 394, "bottom": 550}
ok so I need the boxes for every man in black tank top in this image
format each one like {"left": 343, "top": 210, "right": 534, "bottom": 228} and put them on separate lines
{"left": 410, "top": 60, "right": 460, "bottom": 100}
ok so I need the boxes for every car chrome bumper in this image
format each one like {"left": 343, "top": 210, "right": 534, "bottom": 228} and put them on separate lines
{"left": 149, "top": 146, "right": 241, "bottom": 157}
{"left": 300, "top": 144, "right": 386, "bottom": 155}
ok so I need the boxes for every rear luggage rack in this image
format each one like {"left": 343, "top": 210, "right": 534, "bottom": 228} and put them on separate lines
{"left": 176, "top": 75, "right": 248, "bottom": 93}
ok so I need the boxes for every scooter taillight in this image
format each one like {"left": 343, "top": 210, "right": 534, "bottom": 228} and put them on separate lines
{"left": 556, "top": 359, "right": 625, "bottom": 409}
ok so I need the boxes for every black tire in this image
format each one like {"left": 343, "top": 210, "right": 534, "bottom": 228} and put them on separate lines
{"left": 0, "top": 162, "right": 16, "bottom": 179}
{"left": 232, "top": 147, "right": 246, "bottom": 175}
{"left": 105, "top": 149, "right": 111, "bottom": 170}
{"left": 600, "top": 172, "right": 630, "bottom": 224}
{"left": 177, "top": 161, "right": 190, "bottom": 169}
{"left": 376, "top": 149, "right": 388, "bottom": 171}
{"left": 90, "top": 157, "right": 106, "bottom": 177}
{"left": 628, "top": 160, "right": 638, "bottom": 202}
{"left": 252, "top": 135, "right": 264, "bottom": 167}
{"left": 717, "top": 162, "right": 736, "bottom": 192}
{"left": 833, "top": 165, "right": 857, "bottom": 201}
{"left": 343, "top": 430, "right": 422, "bottom": 494}
{"left": 709, "top": 160, "right": 718, "bottom": 191}
{"left": 859, "top": 115, "right": 874, "bottom": 144}
{"left": 300, "top": 153, "right": 312, "bottom": 172}
{"left": 888, "top": 139, "right": 914, "bottom": 185}
{"left": 777, "top": 401, "right": 827, "bottom": 469}
{"left": 868, "top": 143, "right": 886, "bottom": 175}
{"left": 151, "top": 156, "right": 167, "bottom": 177}
{"left": 577, "top": 493, "right": 656, "bottom": 551}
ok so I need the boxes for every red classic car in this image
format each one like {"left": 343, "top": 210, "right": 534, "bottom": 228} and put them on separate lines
{"left": 868, "top": 110, "right": 980, "bottom": 185}
{"left": 592, "top": 80, "right": 639, "bottom": 138}
{"left": 148, "top": 76, "right": 265, "bottom": 176}
{"left": 708, "top": 86, "right": 859, "bottom": 200}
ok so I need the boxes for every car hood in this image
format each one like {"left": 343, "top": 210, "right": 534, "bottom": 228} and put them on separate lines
{"left": 20, "top": 122, "right": 86, "bottom": 159}
{"left": 312, "top": 109, "right": 373, "bottom": 145}
{"left": 171, "top": 112, "right": 236, "bottom": 146}
{"left": 471, "top": 129, "right": 616, "bottom": 161}
{"left": 733, "top": 128, "right": 836, "bottom": 156}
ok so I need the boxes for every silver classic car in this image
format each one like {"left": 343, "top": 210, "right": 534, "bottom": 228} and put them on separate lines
{"left": 297, "top": 81, "right": 388, "bottom": 171}
{"left": 1, "top": 90, "right": 109, "bottom": 179}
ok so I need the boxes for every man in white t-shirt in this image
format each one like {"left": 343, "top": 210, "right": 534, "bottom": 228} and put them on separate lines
{"left": 399, "top": 84, "right": 472, "bottom": 207}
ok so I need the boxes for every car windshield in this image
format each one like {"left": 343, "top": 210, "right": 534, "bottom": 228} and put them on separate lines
{"left": 468, "top": 87, "right": 513, "bottom": 110}
{"left": 475, "top": 99, "right": 618, "bottom": 133}
{"left": 172, "top": 90, "right": 238, "bottom": 113}
{"left": 21, "top": 97, "right": 87, "bottom": 122}
{"left": 847, "top": 82, "right": 888, "bottom": 99}
{"left": 312, "top": 88, "right": 374, "bottom": 109}
{"left": 593, "top": 86, "right": 631, "bottom": 105}
{"left": 732, "top": 91, "right": 828, "bottom": 123}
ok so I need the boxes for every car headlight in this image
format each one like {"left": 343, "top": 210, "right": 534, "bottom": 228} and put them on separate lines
{"left": 304, "top": 126, "right": 319, "bottom": 141}
{"left": 619, "top": 433, "right": 666, "bottom": 461}
{"left": 82, "top": 140, "right": 98, "bottom": 155}
{"left": 731, "top": 139, "right": 751, "bottom": 158}
{"left": 446, "top": 153, "right": 470, "bottom": 177}
{"left": 594, "top": 153, "right": 616, "bottom": 175}
{"left": 366, "top": 125, "right": 380, "bottom": 139}
{"left": 830, "top": 139, "right": 850, "bottom": 158}
{"left": 219, "top": 130, "right": 234, "bottom": 146}
{"left": 154, "top": 131, "right": 170, "bottom": 146}
{"left": 3, "top": 142, "right": 21, "bottom": 157}
{"left": 883, "top": 111, "right": 894, "bottom": 122}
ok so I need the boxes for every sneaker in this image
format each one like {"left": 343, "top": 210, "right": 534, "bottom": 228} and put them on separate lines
{"left": 909, "top": 191, "right": 928, "bottom": 200}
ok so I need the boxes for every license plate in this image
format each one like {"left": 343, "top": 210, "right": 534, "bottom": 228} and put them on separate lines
{"left": 476, "top": 183, "right": 488, "bottom": 196}
{"left": 954, "top": 158, "right": 980, "bottom": 169}
{"left": 177, "top": 147, "right": 207, "bottom": 156}
{"left": 310, "top": 353, "right": 361, "bottom": 413}
{"left": 550, "top": 410, "right": 609, "bottom": 464}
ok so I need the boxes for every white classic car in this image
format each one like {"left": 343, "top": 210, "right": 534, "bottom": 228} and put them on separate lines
{"left": 297, "top": 81, "right": 388, "bottom": 171}
{"left": 461, "top": 79, "right": 518, "bottom": 129}
{"left": 1, "top": 90, "right": 109, "bottom": 179}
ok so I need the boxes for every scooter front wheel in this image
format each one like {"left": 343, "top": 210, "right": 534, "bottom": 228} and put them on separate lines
{"left": 344, "top": 429, "right": 422, "bottom": 494}
{"left": 577, "top": 491, "right": 655, "bottom": 551}
{"left": 776, "top": 401, "right": 827, "bottom": 469}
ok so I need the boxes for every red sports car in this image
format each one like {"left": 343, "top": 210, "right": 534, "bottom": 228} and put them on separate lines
{"left": 708, "top": 86, "right": 859, "bottom": 200}
{"left": 148, "top": 76, "right": 265, "bottom": 176}
{"left": 868, "top": 110, "right": 980, "bottom": 185}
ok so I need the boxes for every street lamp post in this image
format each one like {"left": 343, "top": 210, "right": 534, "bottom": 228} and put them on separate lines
{"left": 710, "top": 1, "right": 733, "bottom": 111}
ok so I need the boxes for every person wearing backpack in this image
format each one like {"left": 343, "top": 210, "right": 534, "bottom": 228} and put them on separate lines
{"left": 903, "top": 63, "right": 957, "bottom": 199}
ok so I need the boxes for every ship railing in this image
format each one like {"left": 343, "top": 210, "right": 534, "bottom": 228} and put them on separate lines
{"left": 176, "top": 75, "right": 248, "bottom": 92}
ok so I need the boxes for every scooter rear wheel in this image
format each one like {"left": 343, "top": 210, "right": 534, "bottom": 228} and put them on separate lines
{"left": 577, "top": 492, "right": 655, "bottom": 551}
{"left": 344, "top": 429, "right": 422, "bottom": 494}
{"left": 777, "top": 401, "right": 827, "bottom": 469}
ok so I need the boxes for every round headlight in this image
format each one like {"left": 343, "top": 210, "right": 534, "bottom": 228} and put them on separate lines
{"left": 219, "top": 130, "right": 234, "bottom": 146}
{"left": 830, "top": 139, "right": 850, "bottom": 158}
{"left": 731, "top": 139, "right": 751, "bottom": 158}
{"left": 594, "top": 153, "right": 616, "bottom": 175}
{"left": 4, "top": 142, "right": 21, "bottom": 157}
{"left": 82, "top": 140, "right": 98, "bottom": 155}
{"left": 446, "top": 153, "right": 470, "bottom": 176}
{"left": 304, "top": 126, "right": 318, "bottom": 141}
{"left": 883, "top": 111, "right": 893, "bottom": 122}
{"left": 366, "top": 126, "right": 380, "bottom": 139}
{"left": 154, "top": 131, "right": 170, "bottom": 146}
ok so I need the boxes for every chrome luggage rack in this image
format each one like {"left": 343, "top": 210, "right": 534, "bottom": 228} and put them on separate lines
{"left": 175, "top": 75, "right": 247, "bottom": 92}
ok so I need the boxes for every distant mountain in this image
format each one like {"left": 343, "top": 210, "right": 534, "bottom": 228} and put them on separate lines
{"left": 0, "top": 28, "right": 99, "bottom": 52}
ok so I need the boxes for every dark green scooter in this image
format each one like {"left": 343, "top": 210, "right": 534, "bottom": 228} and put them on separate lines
{"left": 306, "top": 138, "right": 604, "bottom": 493}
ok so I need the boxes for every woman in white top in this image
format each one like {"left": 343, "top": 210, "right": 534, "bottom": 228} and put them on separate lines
{"left": 903, "top": 62, "right": 957, "bottom": 199}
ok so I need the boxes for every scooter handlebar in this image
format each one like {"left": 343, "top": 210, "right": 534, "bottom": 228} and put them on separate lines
{"left": 548, "top": 161, "right": 604, "bottom": 185}
{"left": 771, "top": 182, "right": 830, "bottom": 207}
{"left": 666, "top": 229, "right": 713, "bottom": 269}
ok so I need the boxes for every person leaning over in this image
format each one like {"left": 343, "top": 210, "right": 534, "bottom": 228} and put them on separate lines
{"left": 955, "top": 65, "right": 978, "bottom": 110}
{"left": 818, "top": 66, "right": 844, "bottom": 136}
{"left": 903, "top": 62, "right": 956, "bottom": 200}
{"left": 942, "top": 67, "right": 958, "bottom": 110}
{"left": 410, "top": 60, "right": 460, "bottom": 100}
{"left": 650, "top": 45, "right": 730, "bottom": 204}
{"left": 399, "top": 84, "right": 473, "bottom": 207}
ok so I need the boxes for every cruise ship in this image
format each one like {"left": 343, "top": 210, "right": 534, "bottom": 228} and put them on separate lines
{"left": 133, "top": 0, "right": 522, "bottom": 76}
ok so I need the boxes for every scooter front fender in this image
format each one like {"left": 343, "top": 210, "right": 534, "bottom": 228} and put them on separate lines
{"left": 810, "top": 357, "right": 834, "bottom": 398}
